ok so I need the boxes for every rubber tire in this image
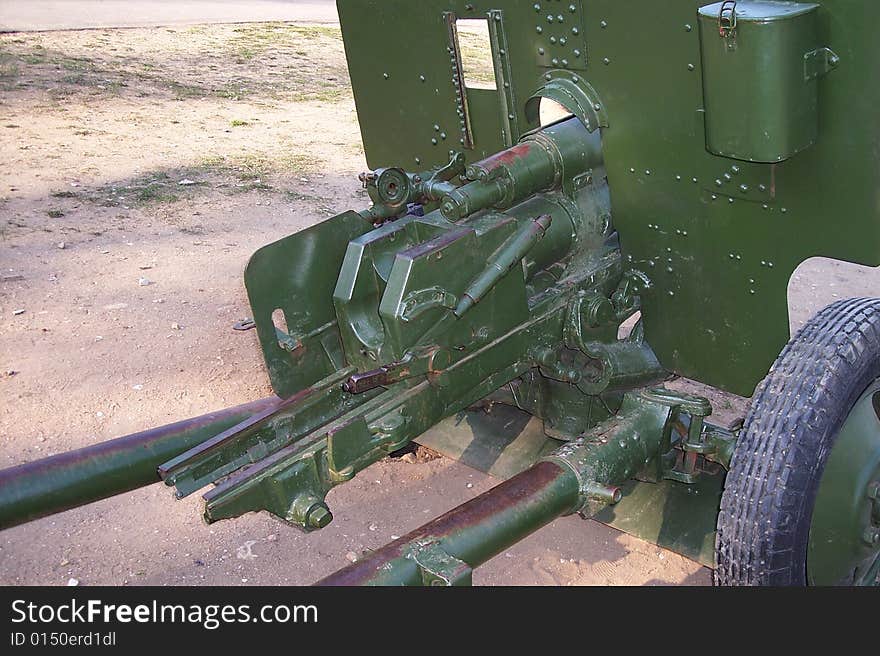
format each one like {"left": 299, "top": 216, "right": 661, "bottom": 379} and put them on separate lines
{"left": 715, "top": 297, "right": 880, "bottom": 585}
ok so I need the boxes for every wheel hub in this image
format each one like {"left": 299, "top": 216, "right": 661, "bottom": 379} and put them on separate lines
{"left": 808, "top": 379, "right": 880, "bottom": 585}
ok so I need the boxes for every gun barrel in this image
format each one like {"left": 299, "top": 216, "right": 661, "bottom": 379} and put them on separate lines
{"left": 0, "top": 395, "right": 283, "bottom": 530}
{"left": 440, "top": 117, "right": 601, "bottom": 221}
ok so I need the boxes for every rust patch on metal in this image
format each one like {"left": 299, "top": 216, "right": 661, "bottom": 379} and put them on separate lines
{"left": 477, "top": 142, "right": 533, "bottom": 171}
{"left": 399, "top": 227, "right": 472, "bottom": 261}
{"left": 316, "top": 461, "right": 567, "bottom": 585}
{"left": 413, "top": 461, "right": 563, "bottom": 532}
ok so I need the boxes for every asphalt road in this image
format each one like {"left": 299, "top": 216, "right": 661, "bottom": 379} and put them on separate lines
{"left": 0, "top": 0, "right": 339, "bottom": 32}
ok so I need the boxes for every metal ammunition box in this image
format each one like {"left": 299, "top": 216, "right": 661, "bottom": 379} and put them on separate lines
{"left": 698, "top": 1, "right": 821, "bottom": 162}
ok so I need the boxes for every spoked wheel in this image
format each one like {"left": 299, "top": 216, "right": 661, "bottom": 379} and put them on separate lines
{"left": 716, "top": 298, "right": 880, "bottom": 586}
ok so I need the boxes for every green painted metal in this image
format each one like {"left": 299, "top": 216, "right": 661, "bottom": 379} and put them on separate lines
{"left": 415, "top": 404, "right": 557, "bottom": 480}
{"left": 148, "top": 111, "right": 739, "bottom": 542}
{"left": 337, "top": 0, "right": 880, "bottom": 396}
{"left": 244, "top": 210, "right": 371, "bottom": 398}
{"left": 340, "top": 2, "right": 532, "bottom": 169}
{"left": 595, "top": 473, "right": 722, "bottom": 568}
{"left": 157, "top": 368, "right": 375, "bottom": 500}
{"left": 155, "top": 116, "right": 668, "bottom": 528}
{"left": 808, "top": 380, "right": 880, "bottom": 585}
{"left": 698, "top": 2, "right": 824, "bottom": 162}
{"left": 6, "top": 0, "right": 880, "bottom": 589}
{"left": 525, "top": 75, "right": 607, "bottom": 134}
{"left": 454, "top": 213, "right": 553, "bottom": 316}
{"left": 318, "top": 460, "right": 579, "bottom": 585}
{"left": 417, "top": 399, "right": 723, "bottom": 567}
{"left": 319, "top": 390, "right": 713, "bottom": 585}
{"left": 0, "top": 396, "right": 283, "bottom": 530}
{"left": 589, "top": 0, "right": 880, "bottom": 396}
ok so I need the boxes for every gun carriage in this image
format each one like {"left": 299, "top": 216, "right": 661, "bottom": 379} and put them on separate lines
{"left": 2, "top": 0, "right": 879, "bottom": 586}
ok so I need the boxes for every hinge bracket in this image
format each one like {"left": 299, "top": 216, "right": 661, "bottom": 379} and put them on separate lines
{"left": 409, "top": 540, "right": 473, "bottom": 586}
{"left": 804, "top": 47, "right": 840, "bottom": 81}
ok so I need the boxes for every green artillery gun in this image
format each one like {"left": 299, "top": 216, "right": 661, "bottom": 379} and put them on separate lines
{"left": 1, "top": 0, "right": 879, "bottom": 586}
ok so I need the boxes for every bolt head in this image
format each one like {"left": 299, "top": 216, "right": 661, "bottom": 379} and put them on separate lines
{"left": 307, "top": 503, "right": 333, "bottom": 529}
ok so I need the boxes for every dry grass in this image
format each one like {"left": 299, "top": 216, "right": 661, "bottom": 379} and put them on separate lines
{"left": 457, "top": 22, "right": 497, "bottom": 89}
{"left": 0, "top": 23, "right": 351, "bottom": 102}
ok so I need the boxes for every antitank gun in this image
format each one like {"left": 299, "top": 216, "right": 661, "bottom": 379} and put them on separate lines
{"left": 1, "top": 0, "right": 879, "bottom": 586}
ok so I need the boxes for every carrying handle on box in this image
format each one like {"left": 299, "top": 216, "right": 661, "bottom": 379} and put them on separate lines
{"left": 718, "top": 1, "right": 737, "bottom": 38}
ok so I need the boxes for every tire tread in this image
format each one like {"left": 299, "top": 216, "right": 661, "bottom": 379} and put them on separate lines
{"left": 715, "top": 298, "right": 880, "bottom": 585}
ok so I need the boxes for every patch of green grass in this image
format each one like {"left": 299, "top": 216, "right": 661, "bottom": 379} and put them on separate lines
{"left": 201, "top": 150, "right": 316, "bottom": 184}
{"left": 290, "top": 25, "right": 341, "bottom": 40}
{"left": 0, "top": 22, "right": 350, "bottom": 104}
{"left": 87, "top": 172, "right": 189, "bottom": 208}
{"left": 47, "top": 87, "right": 75, "bottom": 99}
{"left": 458, "top": 29, "right": 497, "bottom": 89}
{"left": 292, "top": 87, "right": 347, "bottom": 103}
{"left": 229, "top": 180, "right": 273, "bottom": 194}
{"left": 215, "top": 82, "right": 250, "bottom": 100}
{"left": 230, "top": 119, "right": 250, "bottom": 127}
{"left": 283, "top": 190, "right": 327, "bottom": 205}
{"left": 201, "top": 155, "right": 227, "bottom": 169}
{"left": 280, "top": 152, "right": 318, "bottom": 175}
{"left": 20, "top": 53, "right": 47, "bottom": 65}
{"left": 46, "top": 209, "right": 65, "bottom": 218}
{"left": 227, "top": 23, "right": 341, "bottom": 63}
{"left": 231, "top": 154, "right": 274, "bottom": 180}
{"left": 95, "top": 80, "right": 124, "bottom": 95}
{"left": 167, "top": 80, "right": 208, "bottom": 100}
{"left": 133, "top": 185, "right": 179, "bottom": 206}
{"left": 50, "top": 190, "right": 78, "bottom": 198}
{"left": 60, "top": 73, "right": 89, "bottom": 85}
{"left": 58, "top": 56, "right": 95, "bottom": 72}
{"left": 0, "top": 55, "right": 19, "bottom": 80}
{"left": 235, "top": 47, "right": 255, "bottom": 63}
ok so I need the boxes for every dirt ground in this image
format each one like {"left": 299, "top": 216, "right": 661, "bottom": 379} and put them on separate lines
{"left": 1, "top": 24, "right": 878, "bottom": 587}
{"left": 0, "top": 1, "right": 339, "bottom": 32}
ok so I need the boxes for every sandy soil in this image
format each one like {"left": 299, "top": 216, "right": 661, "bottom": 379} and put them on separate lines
{"left": 1, "top": 24, "right": 878, "bottom": 587}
